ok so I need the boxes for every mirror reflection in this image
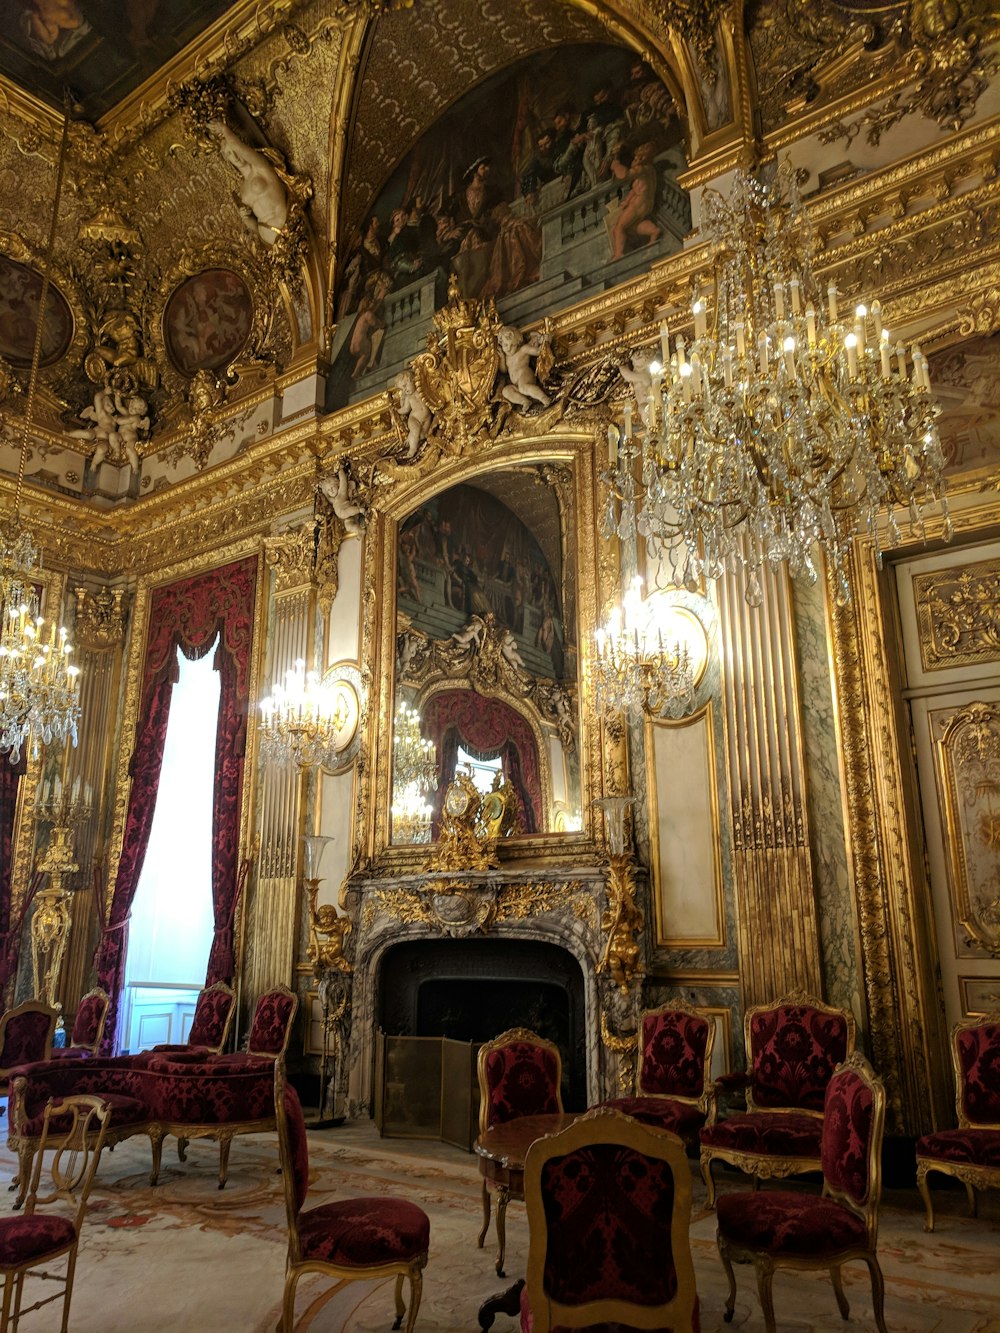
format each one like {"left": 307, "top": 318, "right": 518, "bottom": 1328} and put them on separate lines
{"left": 392, "top": 468, "right": 580, "bottom": 844}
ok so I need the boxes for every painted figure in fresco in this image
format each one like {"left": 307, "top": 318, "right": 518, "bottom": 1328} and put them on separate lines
{"left": 209, "top": 120, "right": 289, "bottom": 246}
{"left": 609, "top": 143, "right": 661, "bottom": 259}
{"left": 497, "top": 326, "right": 552, "bottom": 411}
{"left": 20, "top": 0, "right": 90, "bottom": 59}
{"left": 397, "top": 525, "right": 422, "bottom": 603}
{"left": 336, "top": 214, "right": 386, "bottom": 321}
{"left": 481, "top": 203, "right": 541, "bottom": 300}
{"left": 390, "top": 369, "right": 432, "bottom": 459}
{"left": 348, "top": 291, "right": 386, "bottom": 381}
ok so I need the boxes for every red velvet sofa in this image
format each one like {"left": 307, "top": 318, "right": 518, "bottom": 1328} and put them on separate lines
{"left": 7, "top": 1050, "right": 275, "bottom": 1206}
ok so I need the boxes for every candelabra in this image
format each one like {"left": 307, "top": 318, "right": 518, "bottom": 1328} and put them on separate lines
{"left": 301, "top": 834, "right": 350, "bottom": 1127}
{"left": 258, "top": 659, "right": 350, "bottom": 768}
{"left": 30, "top": 823, "right": 79, "bottom": 1009}
{"left": 593, "top": 795, "right": 643, "bottom": 995}
{"left": 593, "top": 576, "right": 694, "bottom": 721}
{"left": 610, "top": 163, "right": 949, "bottom": 606}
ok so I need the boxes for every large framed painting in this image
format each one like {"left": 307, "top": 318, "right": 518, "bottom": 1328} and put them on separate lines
{"left": 0, "top": 254, "right": 73, "bottom": 368}
{"left": 162, "top": 268, "right": 253, "bottom": 378}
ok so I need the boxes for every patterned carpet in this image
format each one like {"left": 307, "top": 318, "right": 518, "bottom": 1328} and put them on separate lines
{"left": 2, "top": 1117, "right": 999, "bottom": 1331}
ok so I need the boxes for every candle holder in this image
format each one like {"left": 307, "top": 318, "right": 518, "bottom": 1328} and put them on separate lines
{"left": 593, "top": 796, "right": 644, "bottom": 995}
{"left": 30, "top": 823, "right": 80, "bottom": 1009}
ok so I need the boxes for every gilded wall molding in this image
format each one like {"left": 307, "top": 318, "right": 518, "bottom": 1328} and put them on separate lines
{"left": 914, "top": 558, "right": 1000, "bottom": 672}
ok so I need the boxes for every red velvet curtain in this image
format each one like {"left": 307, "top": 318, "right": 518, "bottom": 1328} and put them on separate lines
{"left": 95, "top": 557, "right": 257, "bottom": 1051}
{"left": 0, "top": 755, "right": 26, "bottom": 997}
{"left": 423, "top": 689, "right": 542, "bottom": 833}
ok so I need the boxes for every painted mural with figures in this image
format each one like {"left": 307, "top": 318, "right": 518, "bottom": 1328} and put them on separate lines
{"left": 329, "top": 42, "right": 688, "bottom": 405}
{"left": 0, "top": 255, "right": 73, "bottom": 368}
{"left": 928, "top": 334, "right": 1000, "bottom": 478}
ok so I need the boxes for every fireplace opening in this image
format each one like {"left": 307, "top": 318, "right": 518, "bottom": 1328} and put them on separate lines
{"left": 378, "top": 938, "right": 587, "bottom": 1112}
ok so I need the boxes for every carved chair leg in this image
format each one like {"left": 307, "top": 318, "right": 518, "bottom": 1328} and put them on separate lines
{"left": 916, "top": 1164, "right": 935, "bottom": 1232}
{"left": 13, "top": 1270, "right": 26, "bottom": 1330}
{"left": 148, "top": 1127, "right": 163, "bottom": 1187}
{"left": 494, "top": 1185, "right": 510, "bottom": 1278}
{"left": 865, "top": 1254, "right": 888, "bottom": 1333}
{"left": 717, "top": 1238, "right": 737, "bottom": 1324}
{"left": 60, "top": 1243, "right": 80, "bottom": 1333}
{"left": 477, "top": 1178, "right": 491, "bottom": 1248}
{"left": 392, "top": 1273, "right": 405, "bottom": 1330}
{"left": 280, "top": 1266, "right": 301, "bottom": 1333}
{"left": 754, "top": 1257, "right": 777, "bottom": 1333}
{"left": 964, "top": 1179, "right": 978, "bottom": 1218}
{"left": 404, "top": 1264, "right": 423, "bottom": 1333}
{"left": 177, "top": 1137, "right": 189, "bottom": 1163}
{"left": 831, "top": 1263, "right": 850, "bottom": 1320}
{"left": 218, "top": 1133, "right": 233, "bottom": 1189}
{"left": 700, "top": 1150, "right": 717, "bottom": 1209}
{"left": 12, "top": 1147, "right": 33, "bottom": 1209}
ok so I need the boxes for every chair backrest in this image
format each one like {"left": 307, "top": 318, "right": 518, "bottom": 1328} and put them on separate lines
{"left": 26, "top": 1093, "right": 111, "bottom": 1233}
{"left": 248, "top": 985, "right": 299, "bottom": 1059}
{"left": 477, "top": 1026, "right": 563, "bottom": 1136}
{"left": 820, "top": 1053, "right": 885, "bottom": 1243}
{"left": 274, "top": 1061, "right": 308, "bottom": 1262}
{"left": 952, "top": 1011, "right": 1000, "bottom": 1129}
{"left": 0, "top": 1000, "right": 59, "bottom": 1072}
{"left": 70, "top": 989, "right": 110, "bottom": 1053}
{"left": 637, "top": 1002, "right": 715, "bottom": 1110}
{"left": 188, "top": 982, "right": 236, "bottom": 1053}
{"left": 524, "top": 1109, "right": 697, "bottom": 1333}
{"left": 745, "top": 990, "right": 856, "bottom": 1115}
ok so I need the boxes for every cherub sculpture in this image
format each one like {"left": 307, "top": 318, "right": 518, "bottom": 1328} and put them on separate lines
{"left": 449, "top": 615, "right": 485, "bottom": 651}
{"left": 69, "top": 386, "right": 147, "bottom": 472}
{"left": 111, "top": 391, "right": 149, "bottom": 472}
{"left": 618, "top": 348, "right": 656, "bottom": 430}
{"left": 318, "top": 463, "right": 366, "bottom": 535}
{"left": 497, "top": 325, "right": 552, "bottom": 410}
{"left": 500, "top": 628, "right": 528, "bottom": 673}
{"left": 68, "top": 386, "right": 117, "bottom": 463}
{"left": 389, "top": 369, "right": 432, "bottom": 459}
{"left": 209, "top": 119, "right": 289, "bottom": 246}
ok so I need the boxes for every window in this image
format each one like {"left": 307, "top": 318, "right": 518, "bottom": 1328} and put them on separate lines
{"left": 457, "top": 746, "right": 502, "bottom": 795}
{"left": 122, "top": 638, "right": 221, "bottom": 1051}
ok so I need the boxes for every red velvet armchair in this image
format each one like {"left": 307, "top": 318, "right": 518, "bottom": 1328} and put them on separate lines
{"left": 49, "top": 988, "right": 110, "bottom": 1060}
{"left": 275, "top": 1062, "right": 429, "bottom": 1333}
{"left": 520, "top": 1108, "right": 699, "bottom": 1333}
{"left": 716, "top": 1052, "right": 887, "bottom": 1333}
{"left": 601, "top": 1001, "right": 717, "bottom": 1143}
{"left": 916, "top": 1011, "right": 1000, "bottom": 1231}
{"left": 150, "top": 982, "right": 235, "bottom": 1057}
{"left": 699, "top": 991, "right": 856, "bottom": 1206}
{"left": 0, "top": 1002, "right": 58, "bottom": 1109}
{"left": 476, "top": 1027, "right": 563, "bottom": 1275}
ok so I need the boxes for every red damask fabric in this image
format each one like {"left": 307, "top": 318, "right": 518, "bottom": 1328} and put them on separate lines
{"left": 483, "top": 1041, "right": 561, "bottom": 1128}
{"left": 249, "top": 989, "right": 297, "bottom": 1056}
{"left": 283, "top": 1082, "right": 311, "bottom": 1213}
{"left": 0, "top": 755, "right": 26, "bottom": 996}
{"left": 917, "top": 1128, "right": 1000, "bottom": 1167}
{"left": 539, "top": 1143, "right": 679, "bottom": 1308}
{"left": 188, "top": 987, "right": 234, "bottom": 1050}
{"left": 956, "top": 1022, "right": 1000, "bottom": 1125}
{"left": 0, "top": 1214, "right": 76, "bottom": 1266}
{"left": 748, "top": 1004, "right": 851, "bottom": 1111}
{"left": 297, "top": 1198, "right": 431, "bottom": 1265}
{"left": 0, "top": 1011, "right": 53, "bottom": 1069}
{"left": 599, "top": 1096, "right": 706, "bottom": 1140}
{"left": 821, "top": 1066, "right": 875, "bottom": 1205}
{"left": 423, "top": 690, "right": 542, "bottom": 834}
{"left": 95, "top": 557, "right": 257, "bottom": 1051}
{"left": 639, "top": 1010, "right": 710, "bottom": 1099}
{"left": 716, "top": 1189, "right": 867, "bottom": 1258}
{"left": 71, "top": 993, "right": 107, "bottom": 1048}
{"left": 699, "top": 1111, "right": 823, "bottom": 1160}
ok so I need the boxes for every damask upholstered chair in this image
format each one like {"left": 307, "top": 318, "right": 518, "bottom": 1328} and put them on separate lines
{"left": 715, "top": 1053, "right": 888, "bottom": 1333}
{"left": 275, "top": 1062, "right": 429, "bottom": 1333}
{"left": 699, "top": 991, "right": 856, "bottom": 1206}
{"left": 519, "top": 1109, "right": 699, "bottom": 1333}
{"left": 916, "top": 1011, "right": 1000, "bottom": 1231}
{"left": 601, "top": 1001, "right": 717, "bottom": 1143}
{"left": 476, "top": 1027, "right": 563, "bottom": 1273}
{"left": 150, "top": 981, "right": 236, "bottom": 1057}
{"left": 49, "top": 989, "right": 110, "bottom": 1060}
{"left": 0, "top": 1093, "right": 110, "bottom": 1332}
{"left": 0, "top": 1002, "right": 59, "bottom": 1106}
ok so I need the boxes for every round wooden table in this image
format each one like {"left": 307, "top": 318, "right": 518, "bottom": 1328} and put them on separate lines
{"left": 474, "top": 1112, "right": 579, "bottom": 1277}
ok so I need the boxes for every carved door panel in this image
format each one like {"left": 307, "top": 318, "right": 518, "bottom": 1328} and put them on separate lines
{"left": 896, "top": 544, "right": 1000, "bottom": 1031}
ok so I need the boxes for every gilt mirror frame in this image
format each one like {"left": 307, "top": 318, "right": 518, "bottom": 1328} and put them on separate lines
{"left": 362, "top": 429, "right": 606, "bottom": 871}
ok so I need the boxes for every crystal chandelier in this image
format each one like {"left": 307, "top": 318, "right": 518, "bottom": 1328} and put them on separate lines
{"left": 392, "top": 702, "right": 438, "bottom": 792}
{"left": 391, "top": 784, "right": 434, "bottom": 844}
{"left": 615, "top": 164, "right": 949, "bottom": 606}
{"left": 258, "top": 659, "right": 350, "bottom": 768}
{"left": 594, "top": 577, "right": 694, "bottom": 721}
{"left": 0, "top": 109, "right": 82, "bottom": 765}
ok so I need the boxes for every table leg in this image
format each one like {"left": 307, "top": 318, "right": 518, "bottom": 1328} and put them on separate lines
{"left": 477, "top": 1177, "right": 491, "bottom": 1248}
{"left": 495, "top": 1185, "right": 510, "bottom": 1277}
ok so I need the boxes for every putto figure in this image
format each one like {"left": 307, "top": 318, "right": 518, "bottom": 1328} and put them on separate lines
{"left": 497, "top": 325, "right": 552, "bottom": 410}
{"left": 209, "top": 120, "right": 289, "bottom": 246}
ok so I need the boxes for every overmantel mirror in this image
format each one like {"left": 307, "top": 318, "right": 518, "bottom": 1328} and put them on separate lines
{"left": 369, "top": 443, "right": 602, "bottom": 863}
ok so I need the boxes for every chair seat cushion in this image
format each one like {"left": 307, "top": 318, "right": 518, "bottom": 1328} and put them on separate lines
{"left": 717, "top": 1189, "right": 867, "bottom": 1257}
{"left": 148, "top": 1046, "right": 213, "bottom": 1059}
{"left": 0, "top": 1214, "right": 76, "bottom": 1266}
{"left": 297, "top": 1197, "right": 430, "bottom": 1266}
{"left": 47, "top": 1048, "right": 93, "bottom": 1060}
{"left": 23, "top": 1093, "right": 148, "bottom": 1139}
{"left": 700, "top": 1112, "right": 822, "bottom": 1160}
{"left": 917, "top": 1128, "right": 1000, "bottom": 1168}
{"left": 599, "top": 1097, "right": 706, "bottom": 1138}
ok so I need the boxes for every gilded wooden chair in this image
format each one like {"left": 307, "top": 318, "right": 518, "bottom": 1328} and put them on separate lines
{"left": 0, "top": 1093, "right": 110, "bottom": 1331}
{"left": 0, "top": 1002, "right": 59, "bottom": 1111}
{"left": 520, "top": 1108, "right": 698, "bottom": 1332}
{"left": 716, "top": 1053, "right": 887, "bottom": 1333}
{"left": 150, "top": 981, "right": 236, "bottom": 1056}
{"left": 916, "top": 1011, "right": 1000, "bottom": 1231}
{"left": 699, "top": 990, "right": 856, "bottom": 1206}
{"left": 476, "top": 1027, "right": 563, "bottom": 1275}
{"left": 275, "top": 1062, "right": 429, "bottom": 1333}
{"left": 602, "top": 1000, "right": 717, "bottom": 1143}
{"left": 49, "top": 989, "right": 110, "bottom": 1060}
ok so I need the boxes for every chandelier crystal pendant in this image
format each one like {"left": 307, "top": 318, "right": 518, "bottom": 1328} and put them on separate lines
{"left": 594, "top": 576, "right": 695, "bottom": 721}
{"left": 390, "top": 702, "right": 437, "bottom": 844}
{"left": 258, "top": 659, "right": 349, "bottom": 769}
{"left": 630, "top": 164, "right": 950, "bottom": 606}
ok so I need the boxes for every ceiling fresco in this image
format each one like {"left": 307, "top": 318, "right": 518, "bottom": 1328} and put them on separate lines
{"left": 0, "top": 0, "right": 234, "bottom": 119}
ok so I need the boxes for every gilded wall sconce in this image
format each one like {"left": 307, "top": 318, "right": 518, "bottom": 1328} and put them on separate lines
{"left": 593, "top": 795, "right": 644, "bottom": 995}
